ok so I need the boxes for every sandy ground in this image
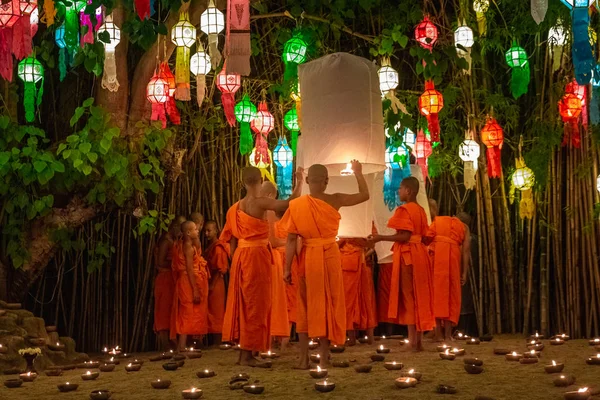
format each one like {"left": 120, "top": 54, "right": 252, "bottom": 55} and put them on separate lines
{"left": 1, "top": 335, "right": 599, "bottom": 399}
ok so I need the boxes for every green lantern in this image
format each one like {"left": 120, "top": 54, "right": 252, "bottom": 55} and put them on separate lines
{"left": 234, "top": 94, "right": 257, "bottom": 155}
{"left": 505, "top": 40, "right": 530, "bottom": 99}
{"left": 284, "top": 107, "right": 300, "bottom": 155}
{"left": 17, "top": 57, "right": 44, "bottom": 123}
{"left": 505, "top": 42, "right": 528, "bottom": 68}
{"left": 282, "top": 32, "right": 308, "bottom": 96}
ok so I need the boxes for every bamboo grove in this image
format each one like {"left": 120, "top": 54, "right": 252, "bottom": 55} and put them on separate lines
{"left": 0, "top": 0, "right": 599, "bottom": 352}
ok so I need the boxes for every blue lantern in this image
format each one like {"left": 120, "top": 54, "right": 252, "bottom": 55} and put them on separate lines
{"left": 383, "top": 143, "right": 411, "bottom": 210}
{"left": 273, "top": 137, "right": 294, "bottom": 199}
{"left": 560, "top": 0, "right": 595, "bottom": 84}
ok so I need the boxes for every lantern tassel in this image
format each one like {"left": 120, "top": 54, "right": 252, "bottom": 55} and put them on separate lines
{"left": 385, "top": 91, "right": 409, "bottom": 115}
{"left": 45, "top": 0, "right": 56, "bottom": 26}
{"left": 591, "top": 87, "right": 600, "bottom": 125}
{"left": 291, "top": 130, "right": 298, "bottom": 156}
{"left": 476, "top": 11, "right": 486, "bottom": 37}
{"left": 458, "top": 48, "right": 472, "bottom": 76}
{"left": 208, "top": 34, "right": 222, "bottom": 70}
{"left": 12, "top": 16, "right": 32, "bottom": 60}
{"left": 562, "top": 120, "right": 581, "bottom": 148}
{"left": 486, "top": 147, "right": 501, "bottom": 178}
{"left": 151, "top": 103, "right": 167, "bottom": 129}
{"left": 276, "top": 163, "right": 293, "bottom": 200}
{"left": 572, "top": 6, "right": 595, "bottom": 85}
{"left": 65, "top": 9, "right": 80, "bottom": 54}
{"left": 239, "top": 122, "right": 253, "bottom": 155}
{"left": 135, "top": 0, "right": 151, "bottom": 20}
{"left": 196, "top": 74, "right": 206, "bottom": 107}
{"left": 80, "top": 11, "right": 95, "bottom": 46}
{"left": 58, "top": 49, "right": 67, "bottom": 81}
{"left": 255, "top": 134, "right": 271, "bottom": 165}
{"left": 519, "top": 189, "right": 535, "bottom": 219}
{"left": 464, "top": 161, "right": 477, "bottom": 189}
{"left": 0, "top": 29, "right": 13, "bottom": 81}
{"left": 101, "top": 51, "right": 119, "bottom": 92}
{"left": 426, "top": 114, "right": 440, "bottom": 143}
{"left": 175, "top": 47, "right": 191, "bottom": 100}
{"left": 416, "top": 157, "right": 428, "bottom": 180}
{"left": 551, "top": 45, "right": 564, "bottom": 73}
{"left": 24, "top": 82, "right": 36, "bottom": 123}
{"left": 166, "top": 98, "right": 180, "bottom": 125}
{"left": 225, "top": 0, "right": 251, "bottom": 75}
{"left": 295, "top": 98, "right": 302, "bottom": 130}
{"left": 222, "top": 92, "right": 237, "bottom": 126}
{"left": 530, "top": 0, "right": 547, "bottom": 25}
{"left": 511, "top": 63, "right": 530, "bottom": 99}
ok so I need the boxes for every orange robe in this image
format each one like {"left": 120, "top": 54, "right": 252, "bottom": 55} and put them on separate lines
{"left": 220, "top": 202, "right": 272, "bottom": 352}
{"left": 280, "top": 195, "right": 346, "bottom": 345}
{"left": 376, "top": 262, "right": 395, "bottom": 323}
{"left": 387, "top": 202, "right": 435, "bottom": 332}
{"left": 153, "top": 244, "right": 175, "bottom": 332}
{"left": 426, "top": 216, "right": 465, "bottom": 325}
{"left": 339, "top": 240, "right": 377, "bottom": 331}
{"left": 269, "top": 219, "right": 290, "bottom": 337}
{"left": 204, "top": 240, "right": 230, "bottom": 334}
{"left": 274, "top": 220, "right": 298, "bottom": 324}
{"left": 170, "top": 241, "right": 210, "bottom": 339}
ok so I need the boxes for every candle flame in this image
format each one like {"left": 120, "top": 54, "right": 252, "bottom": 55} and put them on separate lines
{"left": 86, "top": 371, "right": 91, "bottom": 375}
{"left": 512, "top": 351, "right": 517, "bottom": 356}
{"left": 578, "top": 388, "right": 589, "bottom": 393}
{"left": 561, "top": 334, "right": 566, "bottom": 338}
{"left": 27, "top": 372, "right": 31, "bottom": 376}
{"left": 552, "top": 360, "right": 556, "bottom": 366}
{"left": 341, "top": 163, "right": 354, "bottom": 175}
{"left": 382, "top": 335, "right": 386, "bottom": 339}
{"left": 392, "top": 362, "right": 397, "bottom": 365}
{"left": 444, "top": 349, "right": 449, "bottom": 355}
{"left": 556, "top": 338, "right": 560, "bottom": 341}
{"left": 66, "top": 382, "right": 70, "bottom": 385}
{"left": 560, "top": 375, "right": 565, "bottom": 379}
{"left": 596, "top": 354, "right": 600, "bottom": 358}
{"left": 251, "top": 385, "right": 256, "bottom": 389}
{"left": 379, "top": 345, "right": 384, "bottom": 350}
{"left": 530, "top": 350, "right": 535, "bottom": 354}
{"left": 191, "top": 388, "right": 197, "bottom": 393}
{"left": 408, "top": 369, "right": 414, "bottom": 374}
{"left": 471, "top": 338, "right": 475, "bottom": 342}
{"left": 458, "top": 333, "right": 463, "bottom": 337}
{"left": 594, "top": 338, "right": 600, "bottom": 342}
{"left": 127, "top": 363, "right": 132, "bottom": 367}
{"left": 452, "top": 348, "right": 459, "bottom": 352}
{"left": 317, "top": 366, "right": 321, "bottom": 372}
{"left": 530, "top": 340, "right": 535, "bottom": 344}
{"left": 157, "top": 379, "right": 160, "bottom": 382}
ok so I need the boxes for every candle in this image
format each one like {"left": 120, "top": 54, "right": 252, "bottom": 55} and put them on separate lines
{"left": 553, "top": 374, "right": 576, "bottom": 387}
{"left": 464, "top": 363, "right": 483, "bottom": 374}
{"left": 260, "top": 350, "right": 279, "bottom": 359}
{"left": 57, "top": 382, "right": 79, "bottom": 392}
{"left": 505, "top": 351, "right": 523, "bottom": 361}
{"left": 125, "top": 362, "right": 141, "bottom": 372}
{"left": 451, "top": 347, "right": 465, "bottom": 356}
{"left": 384, "top": 361, "right": 404, "bottom": 371}
{"left": 376, "top": 344, "right": 390, "bottom": 354}
{"left": 589, "top": 338, "right": 600, "bottom": 346}
{"left": 330, "top": 345, "right": 345, "bottom": 353}
{"left": 309, "top": 365, "right": 328, "bottom": 379}
{"left": 551, "top": 337, "right": 565, "bottom": 345}
{"left": 464, "top": 358, "right": 483, "bottom": 366}
{"left": 81, "top": 371, "right": 99, "bottom": 381}
{"left": 196, "top": 369, "right": 216, "bottom": 378}
{"left": 310, "top": 353, "right": 321, "bottom": 363}
{"left": 162, "top": 362, "right": 179, "bottom": 371}
{"left": 525, "top": 349, "right": 540, "bottom": 358}
{"left": 243, "top": 384, "right": 265, "bottom": 394}
{"left": 401, "top": 369, "right": 422, "bottom": 381}
{"left": 545, "top": 360, "right": 565, "bottom": 373}
{"left": 45, "top": 368, "right": 63, "bottom": 376}
{"left": 440, "top": 349, "right": 456, "bottom": 361}
{"left": 49, "top": 341, "right": 66, "bottom": 351}
{"left": 520, "top": 356, "right": 538, "bottom": 364}
{"left": 3, "top": 379, "right": 23, "bottom": 388}
{"left": 358, "top": 335, "right": 369, "bottom": 344}
{"left": 99, "top": 363, "right": 115, "bottom": 372}
{"left": 456, "top": 332, "right": 464, "bottom": 339}
{"left": 0, "top": 344, "right": 6, "bottom": 354}
{"left": 400, "top": 339, "right": 410, "bottom": 345}
{"left": 151, "top": 379, "right": 171, "bottom": 389}
{"left": 467, "top": 338, "right": 481, "bottom": 345}
{"left": 394, "top": 377, "right": 418, "bottom": 389}
{"left": 437, "top": 384, "right": 458, "bottom": 394}
{"left": 564, "top": 387, "right": 591, "bottom": 400}
{"left": 219, "top": 343, "right": 232, "bottom": 350}
{"left": 89, "top": 390, "right": 112, "bottom": 400}
{"left": 371, "top": 353, "right": 386, "bottom": 362}
{"left": 182, "top": 387, "right": 203, "bottom": 399}
{"left": 332, "top": 360, "right": 350, "bottom": 368}
{"left": 315, "top": 380, "right": 335, "bottom": 393}
{"left": 585, "top": 354, "right": 600, "bottom": 365}
{"left": 381, "top": 335, "right": 387, "bottom": 339}
{"left": 436, "top": 344, "right": 449, "bottom": 352}
{"left": 354, "top": 364, "right": 373, "bottom": 373}
{"left": 19, "top": 371, "right": 38, "bottom": 382}
{"left": 308, "top": 340, "right": 320, "bottom": 350}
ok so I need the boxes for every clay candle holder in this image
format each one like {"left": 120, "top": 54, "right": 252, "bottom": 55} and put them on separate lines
{"left": 308, "top": 340, "right": 320, "bottom": 350}
{"left": 58, "top": 382, "right": 78, "bottom": 392}
{"left": 119, "top": 353, "right": 131, "bottom": 359}
{"left": 105, "top": 357, "right": 119, "bottom": 365}
{"left": 182, "top": 388, "right": 203, "bottom": 399}
{"left": 358, "top": 335, "right": 370, "bottom": 344}
{"left": 83, "top": 361, "right": 100, "bottom": 369}
{"left": 260, "top": 350, "right": 278, "bottom": 359}
{"left": 384, "top": 361, "right": 403, "bottom": 371}
{"left": 551, "top": 337, "right": 566, "bottom": 346}
{"left": 330, "top": 345, "right": 345, "bottom": 353}
{"left": 186, "top": 349, "right": 202, "bottom": 359}
{"left": 437, "top": 344, "right": 450, "bottom": 352}
{"left": 131, "top": 359, "right": 144, "bottom": 366}
{"left": 310, "top": 354, "right": 321, "bottom": 363}
{"left": 376, "top": 345, "right": 390, "bottom": 354}
{"left": 455, "top": 332, "right": 467, "bottom": 340}
{"left": 151, "top": 379, "right": 171, "bottom": 389}
{"left": 556, "top": 333, "right": 571, "bottom": 341}
{"left": 395, "top": 377, "right": 417, "bottom": 389}
{"left": 520, "top": 357, "right": 538, "bottom": 365}
{"left": 162, "top": 362, "right": 179, "bottom": 371}
{"left": 467, "top": 338, "right": 481, "bottom": 345}
{"left": 545, "top": 360, "right": 565, "bottom": 373}
{"left": 90, "top": 389, "right": 112, "bottom": 400}
{"left": 162, "top": 351, "right": 174, "bottom": 360}
{"left": 81, "top": 371, "right": 99, "bottom": 381}
{"left": 505, "top": 352, "right": 523, "bottom": 361}
{"left": 399, "top": 339, "right": 410, "bottom": 346}
{"left": 315, "top": 380, "right": 335, "bottom": 393}
{"left": 494, "top": 348, "right": 511, "bottom": 355}
{"left": 401, "top": 369, "right": 422, "bottom": 381}
{"left": 99, "top": 363, "right": 115, "bottom": 372}
{"left": 46, "top": 369, "right": 63, "bottom": 376}
{"left": 243, "top": 384, "right": 265, "bottom": 394}
{"left": 464, "top": 358, "right": 483, "bottom": 366}
{"left": 0, "top": 344, "right": 6, "bottom": 354}
{"left": 527, "top": 342, "right": 545, "bottom": 352}
{"left": 19, "top": 371, "right": 37, "bottom": 382}
{"left": 451, "top": 348, "right": 465, "bottom": 356}
{"left": 481, "top": 334, "right": 494, "bottom": 342}
{"left": 589, "top": 338, "right": 600, "bottom": 346}
{"left": 149, "top": 355, "right": 163, "bottom": 362}
{"left": 437, "top": 384, "right": 458, "bottom": 394}
{"left": 564, "top": 388, "right": 591, "bottom": 400}
{"left": 554, "top": 374, "right": 576, "bottom": 387}
{"left": 219, "top": 344, "right": 232, "bottom": 350}
{"left": 525, "top": 350, "right": 541, "bottom": 358}
{"left": 464, "top": 364, "right": 483, "bottom": 374}
{"left": 4, "top": 379, "right": 23, "bottom": 388}
{"left": 371, "top": 354, "right": 385, "bottom": 362}
{"left": 196, "top": 369, "right": 216, "bottom": 378}
{"left": 309, "top": 366, "right": 328, "bottom": 379}
{"left": 528, "top": 332, "right": 544, "bottom": 341}
{"left": 585, "top": 354, "right": 600, "bottom": 365}
{"left": 332, "top": 360, "right": 349, "bottom": 368}
{"left": 125, "top": 363, "right": 141, "bottom": 372}
{"left": 354, "top": 364, "right": 372, "bottom": 373}
{"left": 440, "top": 349, "right": 456, "bottom": 361}
{"left": 49, "top": 342, "right": 66, "bottom": 351}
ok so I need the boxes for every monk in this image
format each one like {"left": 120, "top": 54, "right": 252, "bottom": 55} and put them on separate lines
{"left": 260, "top": 182, "right": 293, "bottom": 347}
{"left": 369, "top": 177, "right": 434, "bottom": 351}
{"left": 281, "top": 160, "right": 370, "bottom": 369}
{"left": 203, "top": 220, "right": 230, "bottom": 345}
{"left": 424, "top": 200, "right": 471, "bottom": 342}
{"left": 170, "top": 221, "right": 210, "bottom": 351}
{"left": 154, "top": 216, "right": 186, "bottom": 350}
{"left": 339, "top": 238, "right": 377, "bottom": 345}
{"left": 190, "top": 212, "right": 205, "bottom": 250}
{"left": 221, "top": 166, "right": 302, "bottom": 367}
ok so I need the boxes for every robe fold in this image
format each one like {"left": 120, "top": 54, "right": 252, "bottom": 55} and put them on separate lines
{"left": 275, "top": 220, "right": 298, "bottom": 324}
{"left": 170, "top": 241, "right": 210, "bottom": 339}
{"left": 280, "top": 195, "right": 346, "bottom": 345}
{"left": 270, "top": 220, "right": 290, "bottom": 337}
{"left": 387, "top": 202, "right": 435, "bottom": 332}
{"left": 376, "top": 262, "right": 395, "bottom": 323}
{"left": 204, "top": 240, "right": 230, "bottom": 334}
{"left": 426, "top": 216, "right": 465, "bottom": 325}
{"left": 220, "top": 202, "right": 272, "bottom": 352}
{"left": 153, "top": 244, "right": 175, "bottom": 332}
{"left": 339, "top": 240, "right": 377, "bottom": 331}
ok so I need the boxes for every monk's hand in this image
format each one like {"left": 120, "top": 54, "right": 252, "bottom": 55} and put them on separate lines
{"left": 350, "top": 159, "right": 363, "bottom": 174}
{"left": 193, "top": 288, "right": 201, "bottom": 304}
{"left": 283, "top": 269, "right": 292, "bottom": 285}
{"left": 460, "top": 274, "right": 467, "bottom": 286}
{"left": 295, "top": 167, "right": 304, "bottom": 181}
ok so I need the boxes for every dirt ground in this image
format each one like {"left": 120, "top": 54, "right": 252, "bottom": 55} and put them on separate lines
{"left": 1, "top": 335, "right": 599, "bottom": 399}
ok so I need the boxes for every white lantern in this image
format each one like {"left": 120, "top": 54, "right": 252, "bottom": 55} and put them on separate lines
{"left": 98, "top": 19, "right": 121, "bottom": 51}
{"left": 378, "top": 65, "right": 399, "bottom": 93}
{"left": 548, "top": 25, "right": 567, "bottom": 46}
{"left": 559, "top": 0, "right": 594, "bottom": 8}
{"left": 98, "top": 14, "right": 121, "bottom": 92}
{"left": 190, "top": 46, "right": 211, "bottom": 107}
{"left": 458, "top": 139, "right": 480, "bottom": 162}
{"left": 454, "top": 26, "right": 474, "bottom": 48}
{"left": 403, "top": 127, "right": 416, "bottom": 148}
{"left": 200, "top": 0, "right": 225, "bottom": 69}
{"left": 512, "top": 166, "right": 535, "bottom": 190}
{"left": 473, "top": 0, "right": 489, "bottom": 13}
{"left": 171, "top": 17, "right": 196, "bottom": 47}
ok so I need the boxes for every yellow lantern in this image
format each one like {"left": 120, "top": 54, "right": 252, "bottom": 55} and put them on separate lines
{"left": 171, "top": 11, "right": 196, "bottom": 100}
{"left": 510, "top": 157, "right": 535, "bottom": 219}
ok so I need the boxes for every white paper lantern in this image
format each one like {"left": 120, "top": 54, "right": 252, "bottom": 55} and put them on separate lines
{"left": 98, "top": 15, "right": 121, "bottom": 92}
{"left": 512, "top": 166, "right": 535, "bottom": 190}
{"left": 548, "top": 23, "right": 567, "bottom": 46}
{"left": 200, "top": 0, "right": 224, "bottom": 35}
{"left": 454, "top": 25, "right": 474, "bottom": 48}
{"left": 378, "top": 65, "right": 399, "bottom": 93}
{"left": 459, "top": 139, "right": 480, "bottom": 162}
{"left": 190, "top": 51, "right": 211, "bottom": 76}
{"left": 596, "top": 174, "right": 600, "bottom": 193}
{"left": 98, "top": 19, "right": 121, "bottom": 51}
{"left": 171, "top": 18, "right": 196, "bottom": 47}
{"left": 473, "top": 0, "right": 489, "bottom": 13}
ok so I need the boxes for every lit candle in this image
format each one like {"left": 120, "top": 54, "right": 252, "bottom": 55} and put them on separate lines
{"left": 340, "top": 163, "right": 354, "bottom": 175}
{"left": 309, "top": 365, "right": 328, "bottom": 379}
{"left": 586, "top": 354, "right": 600, "bottom": 365}
{"left": 384, "top": 361, "right": 403, "bottom": 370}
{"left": 19, "top": 371, "right": 38, "bottom": 382}
{"left": 395, "top": 377, "right": 418, "bottom": 389}
{"left": 381, "top": 335, "right": 386, "bottom": 339}
{"left": 564, "top": 387, "right": 590, "bottom": 400}
{"left": 196, "top": 369, "right": 216, "bottom": 378}
{"left": 243, "top": 383, "right": 265, "bottom": 394}
{"left": 151, "top": 378, "right": 171, "bottom": 389}
{"left": 553, "top": 374, "right": 575, "bottom": 387}
{"left": 451, "top": 347, "right": 465, "bottom": 356}
{"left": 506, "top": 351, "right": 522, "bottom": 361}
{"left": 376, "top": 344, "right": 390, "bottom": 354}
{"left": 58, "top": 382, "right": 78, "bottom": 392}
{"left": 440, "top": 349, "right": 456, "bottom": 360}
{"left": 545, "top": 360, "right": 564, "bottom": 373}
{"left": 182, "top": 387, "right": 202, "bottom": 399}
{"left": 315, "top": 379, "right": 336, "bottom": 393}
{"left": 589, "top": 338, "right": 600, "bottom": 346}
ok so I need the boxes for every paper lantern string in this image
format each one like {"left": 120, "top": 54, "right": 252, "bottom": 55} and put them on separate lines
{"left": 98, "top": 14, "right": 120, "bottom": 93}
{"left": 234, "top": 94, "right": 256, "bottom": 155}
{"left": 79, "top": 2, "right": 102, "bottom": 46}
{"left": 480, "top": 117, "right": 503, "bottom": 178}
{"left": 0, "top": 29, "right": 14, "bottom": 81}
{"left": 17, "top": 56, "right": 44, "bottom": 123}
{"left": 548, "top": 21, "right": 567, "bottom": 73}
{"left": 473, "top": 0, "right": 489, "bottom": 36}
{"left": 44, "top": 0, "right": 56, "bottom": 25}
{"left": 571, "top": 5, "right": 594, "bottom": 84}
{"left": 249, "top": 146, "right": 274, "bottom": 183}
{"left": 251, "top": 101, "right": 274, "bottom": 164}
{"left": 12, "top": 7, "right": 32, "bottom": 60}
{"left": 216, "top": 64, "right": 241, "bottom": 126}
{"left": 510, "top": 140, "right": 535, "bottom": 219}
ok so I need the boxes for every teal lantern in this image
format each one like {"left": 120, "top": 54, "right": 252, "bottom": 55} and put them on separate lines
{"left": 505, "top": 41, "right": 530, "bottom": 99}
{"left": 284, "top": 107, "right": 300, "bottom": 155}
{"left": 383, "top": 143, "right": 411, "bottom": 210}
{"left": 55, "top": 24, "right": 77, "bottom": 81}
{"left": 234, "top": 94, "right": 257, "bottom": 155}
{"left": 273, "top": 137, "right": 294, "bottom": 199}
{"left": 17, "top": 56, "right": 44, "bottom": 123}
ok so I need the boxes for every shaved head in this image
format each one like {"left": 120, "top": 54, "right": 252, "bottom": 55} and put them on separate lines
{"left": 242, "top": 167, "right": 262, "bottom": 186}
{"left": 401, "top": 177, "right": 419, "bottom": 194}
{"left": 308, "top": 164, "right": 328, "bottom": 180}
{"left": 457, "top": 212, "right": 471, "bottom": 226}
{"left": 181, "top": 221, "right": 196, "bottom": 233}
{"left": 428, "top": 199, "right": 438, "bottom": 219}
{"left": 260, "top": 181, "right": 278, "bottom": 198}
{"left": 205, "top": 220, "right": 218, "bottom": 229}
{"left": 190, "top": 212, "right": 203, "bottom": 222}
{"left": 169, "top": 215, "right": 187, "bottom": 235}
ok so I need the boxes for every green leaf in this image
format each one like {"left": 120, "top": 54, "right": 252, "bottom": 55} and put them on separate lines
{"left": 82, "top": 98, "right": 94, "bottom": 107}
{"left": 33, "top": 160, "right": 47, "bottom": 173}
{"left": 44, "top": 195, "right": 54, "bottom": 208}
{"left": 156, "top": 23, "right": 168, "bottom": 35}
{"left": 148, "top": 210, "right": 158, "bottom": 217}
{"left": 398, "top": 35, "right": 409, "bottom": 49}
{"left": 57, "top": 143, "right": 67, "bottom": 154}
{"left": 100, "top": 138, "right": 112, "bottom": 152}
{"left": 79, "top": 142, "right": 92, "bottom": 154}
{"left": 0, "top": 152, "right": 10, "bottom": 167}
{"left": 52, "top": 161, "right": 65, "bottom": 172}
{"left": 82, "top": 164, "right": 93, "bottom": 175}
{"left": 87, "top": 152, "right": 98, "bottom": 163}
{"left": 66, "top": 135, "right": 80, "bottom": 144}
{"left": 139, "top": 162, "right": 152, "bottom": 177}
{"left": 73, "top": 159, "right": 83, "bottom": 168}
{"left": 34, "top": 199, "right": 46, "bottom": 212}
{"left": 62, "top": 149, "right": 72, "bottom": 159}
{"left": 38, "top": 167, "right": 54, "bottom": 184}
{"left": 70, "top": 107, "right": 85, "bottom": 127}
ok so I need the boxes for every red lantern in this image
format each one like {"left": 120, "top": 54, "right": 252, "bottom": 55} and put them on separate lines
{"left": 146, "top": 73, "right": 169, "bottom": 128}
{"left": 418, "top": 80, "right": 444, "bottom": 143}
{"left": 0, "top": 0, "right": 20, "bottom": 27}
{"left": 413, "top": 129, "right": 432, "bottom": 179}
{"left": 559, "top": 93, "right": 583, "bottom": 148}
{"left": 11, "top": 0, "right": 37, "bottom": 61}
{"left": 480, "top": 117, "right": 504, "bottom": 178}
{"left": 565, "top": 79, "right": 587, "bottom": 129}
{"left": 158, "top": 62, "right": 180, "bottom": 126}
{"left": 251, "top": 101, "right": 274, "bottom": 165}
{"left": 216, "top": 64, "right": 241, "bottom": 127}
{"left": 415, "top": 15, "right": 438, "bottom": 51}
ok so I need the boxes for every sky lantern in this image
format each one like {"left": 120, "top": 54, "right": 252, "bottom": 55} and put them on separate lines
{"left": 415, "top": 15, "right": 437, "bottom": 51}
{"left": 480, "top": 117, "right": 503, "bottom": 178}
{"left": 171, "top": 11, "right": 196, "bottom": 100}
{"left": 146, "top": 73, "right": 169, "bottom": 128}
{"left": 17, "top": 56, "right": 44, "bottom": 123}
{"left": 98, "top": 14, "right": 121, "bottom": 93}
{"left": 418, "top": 80, "right": 444, "bottom": 143}
{"left": 273, "top": 137, "right": 294, "bottom": 199}
{"left": 505, "top": 41, "right": 530, "bottom": 99}
{"left": 200, "top": 0, "right": 224, "bottom": 69}
{"left": 190, "top": 44, "right": 211, "bottom": 107}
{"left": 234, "top": 94, "right": 256, "bottom": 155}
{"left": 559, "top": 92, "right": 583, "bottom": 148}
{"left": 216, "top": 65, "right": 241, "bottom": 126}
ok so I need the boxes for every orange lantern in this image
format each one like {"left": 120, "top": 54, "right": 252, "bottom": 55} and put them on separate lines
{"left": 413, "top": 129, "right": 432, "bottom": 179}
{"left": 415, "top": 15, "right": 438, "bottom": 51}
{"left": 216, "top": 65, "right": 241, "bottom": 127}
{"left": 418, "top": 80, "right": 444, "bottom": 143}
{"left": 480, "top": 117, "right": 504, "bottom": 178}
{"left": 146, "top": 73, "right": 169, "bottom": 128}
{"left": 158, "top": 62, "right": 180, "bottom": 126}
{"left": 558, "top": 93, "right": 583, "bottom": 148}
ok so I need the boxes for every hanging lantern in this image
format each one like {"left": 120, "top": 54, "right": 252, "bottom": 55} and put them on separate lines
{"left": 413, "top": 129, "right": 432, "bottom": 180}
{"left": 200, "top": 0, "right": 225, "bottom": 69}
{"left": 273, "top": 137, "right": 294, "bottom": 199}
{"left": 251, "top": 101, "right": 274, "bottom": 167}
{"left": 415, "top": 15, "right": 437, "bottom": 51}
{"left": 562, "top": 1, "right": 595, "bottom": 84}
{"left": 171, "top": 11, "right": 196, "bottom": 101}
{"left": 505, "top": 41, "right": 530, "bottom": 99}
{"left": 146, "top": 73, "right": 169, "bottom": 128}
{"left": 0, "top": 0, "right": 20, "bottom": 81}
{"left": 383, "top": 143, "right": 411, "bottom": 210}
{"left": 566, "top": 78, "right": 588, "bottom": 128}
{"left": 458, "top": 138, "right": 480, "bottom": 189}
{"left": 480, "top": 117, "right": 504, "bottom": 178}
{"left": 63, "top": 0, "right": 86, "bottom": 56}
{"left": 418, "top": 80, "right": 444, "bottom": 143}
{"left": 531, "top": 0, "right": 547, "bottom": 25}
{"left": 158, "top": 62, "right": 180, "bottom": 126}
{"left": 17, "top": 56, "right": 44, "bottom": 123}
{"left": 282, "top": 33, "right": 308, "bottom": 93}
{"left": 0, "top": 0, "right": 20, "bottom": 27}
{"left": 510, "top": 157, "right": 535, "bottom": 219}
{"left": 216, "top": 66, "right": 241, "bottom": 126}
{"left": 190, "top": 44, "right": 211, "bottom": 107}
{"left": 549, "top": 20, "right": 567, "bottom": 73}
{"left": 234, "top": 94, "right": 257, "bottom": 155}
{"left": 249, "top": 147, "right": 274, "bottom": 183}
{"left": 378, "top": 64, "right": 399, "bottom": 93}
{"left": 12, "top": 0, "right": 37, "bottom": 60}
{"left": 55, "top": 25, "right": 67, "bottom": 81}
{"left": 134, "top": 0, "right": 150, "bottom": 21}
{"left": 559, "top": 92, "right": 583, "bottom": 148}
{"left": 284, "top": 107, "right": 300, "bottom": 155}
{"left": 98, "top": 14, "right": 120, "bottom": 92}
{"left": 473, "top": 0, "right": 489, "bottom": 36}
{"left": 454, "top": 23, "right": 474, "bottom": 75}
{"left": 559, "top": 0, "right": 594, "bottom": 8}
{"left": 402, "top": 126, "right": 416, "bottom": 149}
{"left": 79, "top": 2, "right": 103, "bottom": 46}
{"left": 224, "top": 0, "right": 250, "bottom": 75}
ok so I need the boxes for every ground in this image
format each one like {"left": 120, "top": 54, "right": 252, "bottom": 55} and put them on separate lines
{"left": 1, "top": 335, "right": 599, "bottom": 399}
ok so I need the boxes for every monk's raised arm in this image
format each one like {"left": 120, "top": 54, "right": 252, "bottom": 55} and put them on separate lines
{"left": 289, "top": 167, "right": 304, "bottom": 200}
{"left": 256, "top": 197, "right": 290, "bottom": 214}
{"left": 334, "top": 160, "right": 370, "bottom": 208}
{"left": 284, "top": 233, "right": 298, "bottom": 285}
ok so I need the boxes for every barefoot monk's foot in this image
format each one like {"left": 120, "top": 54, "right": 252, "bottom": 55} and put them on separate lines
{"left": 245, "top": 357, "right": 272, "bottom": 368}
